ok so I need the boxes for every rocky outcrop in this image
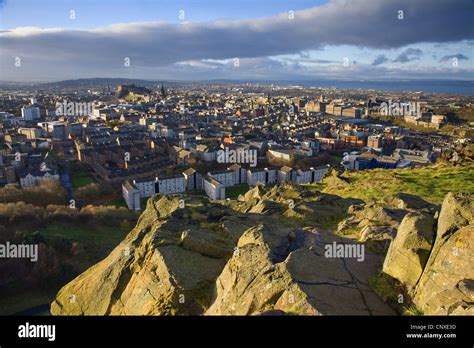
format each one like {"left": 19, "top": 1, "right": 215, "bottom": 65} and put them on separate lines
{"left": 206, "top": 225, "right": 317, "bottom": 315}
{"left": 382, "top": 212, "right": 435, "bottom": 289}
{"left": 337, "top": 202, "right": 406, "bottom": 242}
{"left": 50, "top": 196, "right": 248, "bottom": 315}
{"left": 206, "top": 224, "right": 394, "bottom": 315}
{"left": 115, "top": 84, "right": 151, "bottom": 99}
{"left": 413, "top": 193, "right": 474, "bottom": 315}
{"left": 51, "top": 186, "right": 394, "bottom": 316}
{"left": 388, "top": 193, "right": 437, "bottom": 211}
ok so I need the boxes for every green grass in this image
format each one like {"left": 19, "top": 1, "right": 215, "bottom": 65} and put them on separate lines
{"left": 323, "top": 164, "right": 474, "bottom": 204}
{"left": 35, "top": 222, "right": 127, "bottom": 249}
{"left": 328, "top": 155, "right": 343, "bottom": 166}
{"left": 0, "top": 288, "right": 56, "bottom": 315}
{"left": 403, "top": 304, "right": 424, "bottom": 316}
{"left": 111, "top": 195, "right": 128, "bottom": 208}
{"left": 3, "top": 222, "right": 132, "bottom": 315}
{"left": 226, "top": 184, "right": 250, "bottom": 199}
{"left": 368, "top": 273, "right": 400, "bottom": 303}
{"left": 70, "top": 169, "right": 95, "bottom": 188}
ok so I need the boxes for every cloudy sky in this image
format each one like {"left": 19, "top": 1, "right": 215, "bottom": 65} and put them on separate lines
{"left": 0, "top": 0, "right": 473, "bottom": 82}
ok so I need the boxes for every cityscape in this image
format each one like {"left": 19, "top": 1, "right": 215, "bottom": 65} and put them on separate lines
{"left": 0, "top": 0, "right": 473, "bottom": 346}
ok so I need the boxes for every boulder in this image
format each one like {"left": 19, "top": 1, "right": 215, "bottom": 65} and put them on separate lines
{"left": 389, "top": 193, "right": 437, "bottom": 211}
{"left": 413, "top": 193, "right": 474, "bottom": 314}
{"left": 382, "top": 212, "right": 435, "bottom": 289}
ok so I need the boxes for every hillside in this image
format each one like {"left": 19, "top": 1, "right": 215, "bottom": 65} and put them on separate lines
{"left": 50, "top": 164, "right": 474, "bottom": 315}
{"left": 321, "top": 163, "right": 474, "bottom": 204}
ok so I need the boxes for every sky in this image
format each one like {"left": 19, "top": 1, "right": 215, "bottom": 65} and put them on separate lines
{"left": 0, "top": 0, "right": 473, "bottom": 82}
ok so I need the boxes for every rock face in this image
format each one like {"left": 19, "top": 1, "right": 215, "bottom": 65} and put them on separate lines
{"left": 51, "top": 186, "right": 394, "bottom": 316}
{"left": 115, "top": 84, "right": 151, "bottom": 99}
{"left": 413, "top": 193, "right": 474, "bottom": 315}
{"left": 382, "top": 212, "right": 435, "bottom": 289}
{"left": 338, "top": 194, "right": 437, "bottom": 243}
{"left": 50, "top": 185, "right": 472, "bottom": 316}
{"left": 337, "top": 202, "right": 406, "bottom": 242}
{"left": 50, "top": 196, "right": 244, "bottom": 315}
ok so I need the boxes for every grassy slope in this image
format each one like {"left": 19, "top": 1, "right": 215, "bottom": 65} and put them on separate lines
{"left": 321, "top": 164, "right": 474, "bottom": 204}
{"left": 70, "top": 169, "right": 95, "bottom": 188}
{"left": 226, "top": 184, "right": 250, "bottom": 199}
{"left": 0, "top": 222, "right": 131, "bottom": 315}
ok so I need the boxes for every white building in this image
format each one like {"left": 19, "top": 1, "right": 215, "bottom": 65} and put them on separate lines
{"left": 203, "top": 175, "right": 225, "bottom": 200}
{"left": 183, "top": 168, "right": 202, "bottom": 191}
{"left": 19, "top": 169, "right": 60, "bottom": 188}
{"left": 278, "top": 166, "right": 294, "bottom": 183}
{"left": 268, "top": 148, "right": 291, "bottom": 162}
{"left": 195, "top": 144, "right": 217, "bottom": 162}
{"left": 227, "top": 164, "right": 247, "bottom": 184}
{"left": 123, "top": 181, "right": 141, "bottom": 211}
{"left": 294, "top": 166, "right": 329, "bottom": 184}
{"left": 132, "top": 178, "right": 156, "bottom": 198}
{"left": 208, "top": 170, "right": 237, "bottom": 187}
{"left": 247, "top": 167, "right": 277, "bottom": 186}
{"left": 21, "top": 106, "right": 41, "bottom": 121}
{"left": 156, "top": 174, "right": 186, "bottom": 194}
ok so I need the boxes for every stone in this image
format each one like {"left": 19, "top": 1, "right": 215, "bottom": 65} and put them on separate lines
{"left": 382, "top": 212, "right": 435, "bottom": 289}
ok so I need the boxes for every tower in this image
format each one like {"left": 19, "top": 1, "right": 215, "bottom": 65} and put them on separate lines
{"left": 161, "top": 82, "right": 166, "bottom": 98}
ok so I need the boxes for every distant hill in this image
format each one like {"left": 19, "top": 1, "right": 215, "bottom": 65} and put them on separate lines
{"left": 34, "top": 78, "right": 162, "bottom": 89}
{"left": 0, "top": 78, "right": 183, "bottom": 90}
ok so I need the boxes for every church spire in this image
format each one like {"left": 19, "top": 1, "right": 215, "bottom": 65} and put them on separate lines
{"left": 160, "top": 82, "right": 166, "bottom": 98}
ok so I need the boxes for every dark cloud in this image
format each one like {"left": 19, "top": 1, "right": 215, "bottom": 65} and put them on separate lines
{"left": 283, "top": 57, "right": 337, "bottom": 64}
{"left": 1, "top": 0, "right": 473, "bottom": 80}
{"left": 372, "top": 54, "right": 389, "bottom": 65}
{"left": 439, "top": 53, "right": 469, "bottom": 62}
{"left": 392, "top": 48, "right": 423, "bottom": 63}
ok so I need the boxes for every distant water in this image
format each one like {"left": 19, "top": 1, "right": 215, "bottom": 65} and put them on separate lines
{"left": 282, "top": 80, "right": 474, "bottom": 95}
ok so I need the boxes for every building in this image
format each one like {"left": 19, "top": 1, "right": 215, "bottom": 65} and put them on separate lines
{"left": 305, "top": 100, "right": 326, "bottom": 113}
{"left": 19, "top": 168, "right": 60, "bottom": 188}
{"left": 208, "top": 168, "right": 238, "bottom": 187}
{"left": 132, "top": 178, "right": 156, "bottom": 198}
{"left": 247, "top": 167, "right": 277, "bottom": 186}
{"left": 278, "top": 166, "right": 294, "bottom": 183}
{"left": 44, "top": 121, "right": 66, "bottom": 140}
{"left": 21, "top": 106, "right": 41, "bottom": 121}
{"left": 156, "top": 174, "right": 186, "bottom": 194}
{"left": 278, "top": 165, "right": 328, "bottom": 184}
{"left": 203, "top": 175, "right": 225, "bottom": 200}
{"left": 0, "top": 165, "right": 16, "bottom": 185}
{"left": 367, "top": 135, "right": 383, "bottom": 149}
{"left": 294, "top": 166, "right": 329, "bottom": 184}
{"left": 354, "top": 153, "right": 398, "bottom": 170}
{"left": 392, "top": 149, "right": 435, "bottom": 166}
{"left": 341, "top": 107, "right": 362, "bottom": 118}
{"left": 122, "top": 169, "right": 195, "bottom": 210}
{"left": 18, "top": 127, "right": 42, "bottom": 140}
{"left": 227, "top": 164, "right": 247, "bottom": 184}
{"left": 183, "top": 168, "right": 202, "bottom": 191}
{"left": 268, "top": 148, "right": 292, "bottom": 162}
{"left": 326, "top": 104, "right": 343, "bottom": 116}
{"left": 195, "top": 144, "right": 217, "bottom": 162}
{"left": 122, "top": 180, "right": 141, "bottom": 210}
